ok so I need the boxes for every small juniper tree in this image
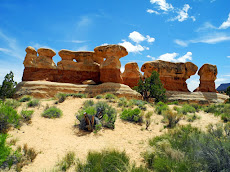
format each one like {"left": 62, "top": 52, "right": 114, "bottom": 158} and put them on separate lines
{"left": 135, "top": 71, "right": 166, "bottom": 102}
{"left": 0, "top": 71, "right": 17, "bottom": 100}
{"left": 226, "top": 86, "right": 230, "bottom": 97}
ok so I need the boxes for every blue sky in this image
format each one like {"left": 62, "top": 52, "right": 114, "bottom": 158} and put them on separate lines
{"left": 0, "top": 0, "right": 230, "bottom": 91}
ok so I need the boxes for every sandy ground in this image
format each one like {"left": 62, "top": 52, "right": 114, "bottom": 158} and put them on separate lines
{"left": 7, "top": 98, "right": 221, "bottom": 172}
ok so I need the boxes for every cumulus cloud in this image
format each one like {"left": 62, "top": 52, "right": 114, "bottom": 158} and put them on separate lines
{"left": 169, "top": 4, "right": 193, "bottom": 22}
{"left": 157, "top": 52, "right": 192, "bottom": 62}
{"left": 119, "top": 40, "right": 148, "bottom": 53}
{"left": 129, "top": 31, "right": 146, "bottom": 43}
{"left": 219, "top": 13, "right": 230, "bottom": 29}
{"left": 150, "top": 0, "right": 173, "bottom": 11}
{"left": 146, "top": 9, "right": 160, "bottom": 14}
{"left": 146, "top": 35, "right": 155, "bottom": 43}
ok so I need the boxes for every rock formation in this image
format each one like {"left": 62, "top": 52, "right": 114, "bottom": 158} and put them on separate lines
{"left": 141, "top": 60, "right": 198, "bottom": 92}
{"left": 122, "top": 62, "right": 142, "bottom": 88}
{"left": 36, "top": 48, "right": 56, "bottom": 69}
{"left": 94, "top": 44, "right": 128, "bottom": 83}
{"left": 194, "top": 64, "right": 217, "bottom": 92}
{"left": 23, "top": 46, "right": 37, "bottom": 67}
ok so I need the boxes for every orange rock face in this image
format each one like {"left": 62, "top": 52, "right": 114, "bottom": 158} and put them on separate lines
{"left": 141, "top": 60, "right": 198, "bottom": 92}
{"left": 194, "top": 64, "right": 217, "bottom": 92}
{"left": 23, "top": 46, "right": 37, "bottom": 67}
{"left": 94, "top": 45, "right": 128, "bottom": 83}
{"left": 36, "top": 48, "right": 57, "bottom": 69}
{"left": 122, "top": 62, "right": 142, "bottom": 88}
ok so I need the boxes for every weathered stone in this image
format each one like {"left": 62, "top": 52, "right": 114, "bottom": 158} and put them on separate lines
{"left": 36, "top": 48, "right": 56, "bottom": 69}
{"left": 122, "top": 62, "right": 142, "bottom": 88}
{"left": 82, "top": 80, "right": 96, "bottom": 85}
{"left": 23, "top": 46, "right": 37, "bottom": 67}
{"left": 194, "top": 64, "right": 217, "bottom": 92}
{"left": 57, "top": 50, "right": 100, "bottom": 72}
{"left": 141, "top": 60, "right": 198, "bottom": 92}
{"left": 15, "top": 81, "right": 142, "bottom": 100}
{"left": 94, "top": 45, "right": 128, "bottom": 83}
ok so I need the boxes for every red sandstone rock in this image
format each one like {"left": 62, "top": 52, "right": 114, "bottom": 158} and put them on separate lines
{"left": 36, "top": 48, "right": 56, "bottom": 69}
{"left": 23, "top": 46, "right": 37, "bottom": 67}
{"left": 194, "top": 64, "right": 217, "bottom": 92}
{"left": 141, "top": 60, "right": 198, "bottom": 92}
{"left": 94, "top": 45, "right": 128, "bottom": 83}
{"left": 122, "top": 62, "right": 142, "bottom": 88}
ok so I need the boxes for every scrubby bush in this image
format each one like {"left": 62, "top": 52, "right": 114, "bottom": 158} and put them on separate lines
{"left": 145, "top": 111, "right": 153, "bottom": 130}
{"left": 67, "top": 93, "right": 86, "bottom": 98}
{"left": 155, "top": 101, "right": 169, "bottom": 115}
{"left": 0, "top": 104, "right": 20, "bottom": 133}
{"left": 42, "top": 107, "right": 63, "bottom": 118}
{"left": 221, "top": 113, "right": 230, "bottom": 122}
{"left": 176, "top": 104, "right": 196, "bottom": 115}
{"left": 144, "top": 124, "right": 230, "bottom": 171}
{"left": 117, "top": 97, "right": 129, "bottom": 108}
{"left": 76, "top": 149, "right": 138, "bottom": 172}
{"left": 21, "top": 110, "right": 34, "bottom": 123}
{"left": 27, "top": 99, "right": 40, "bottom": 107}
{"left": 3, "top": 99, "right": 21, "bottom": 109}
{"left": 167, "top": 101, "right": 179, "bottom": 105}
{"left": 0, "top": 134, "right": 12, "bottom": 167}
{"left": 56, "top": 93, "right": 67, "bottom": 103}
{"left": 187, "top": 113, "right": 200, "bottom": 122}
{"left": 83, "top": 100, "right": 94, "bottom": 108}
{"left": 105, "top": 94, "right": 117, "bottom": 101}
{"left": 190, "top": 103, "right": 201, "bottom": 112}
{"left": 95, "top": 95, "right": 103, "bottom": 99}
{"left": 120, "top": 108, "right": 143, "bottom": 123}
{"left": 57, "top": 151, "right": 76, "bottom": 171}
{"left": 129, "top": 99, "right": 148, "bottom": 111}
{"left": 19, "top": 95, "right": 32, "bottom": 102}
{"left": 162, "top": 110, "right": 182, "bottom": 128}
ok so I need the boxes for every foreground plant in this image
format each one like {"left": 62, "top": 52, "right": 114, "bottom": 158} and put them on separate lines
{"left": 42, "top": 107, "right": 63, "bottom": 118}
{"left": 120, "top": 108, "right": 143, "bottom": 123}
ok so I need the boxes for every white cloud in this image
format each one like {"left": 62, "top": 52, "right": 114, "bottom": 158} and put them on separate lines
{"left": 0, "top": 48, "right": 11, "bottom": 53}
{"left": 147, "top": 55, "right": 155, "bottom": 60}
{"left": 101, "top": 43, "right": 109, "bottom": 46}
{"left": 196, "top": 22, "right": 217, "bottom": 32}
{"left": 174, "top": 39, "right": 188, "bottom": 47}
{"left": 227, "top": 56, "right": 230, "bottom": 58}
{"left": 175, "top": 33, "right": 230, "bottom": 47}
{"left": 191, "top": 16, "right": 196, "bottom": 22}
{"left": 157, "top": 52, "right": 192, "bottom": 62}
{"left": 70, "top": 40, "right": 87, "bottom": 43}
{"left": 129, "top": 31, "right": 146, "bottom": 43}
{"left": 169, "top": 4, "right": 192, "bottom": 22}
{"left": 146, "top": 9, "right": 160, "bottom": 14}
{"left": 77, "top": 16, "right": 91, "bottom": 28}
{"left": 219, "top": 13, "right": 230, "bottom": 29}
{"left": 119, "top": 40, "right": 148, "bottom": 53}
{"left": 146, "top": 35, "right": 155, "bottom": 43}
{"left": 186, "top": 75, "right": 200, "bottom": 92}
{"left": 150, "top": 0, "right": 173, "bottom": 11}
{"left": 120, "top": 66, "right": 125, "bottom": 73}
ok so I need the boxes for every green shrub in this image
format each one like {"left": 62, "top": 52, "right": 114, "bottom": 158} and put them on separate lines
{"left": 67, "top": 93, "right": 86, "bottom": 98}
{"left": 221, "top": 113, "right": 230, "bottom": 122}
{"left": 187, "top": 113, "right": 200, "bottom": 122}
{"left": 0, "top": 104, "right": 20, "bottom": 133}
{"left": 190, "top": 103, "right": 201, "bottom": 112}
{"left": 19, "top": 95, "right": 32, "bottom": 102}
{"left": 56, "top": 93, "right": 67, "bottom": 103}
{"left": 0, "top": 71, "right": 17, "bottom": 99}
{"left": 144, "top": 124, "right": 230, "bottom": 171}
{"left": 0, "top": 134, "right": 12, "bottom": 167}
{"left": 42, "top": 107, "right": 63, "bottom": 118}
{"left": 145, "top": 111, "right": 153, "bottom": 130}
{"left": 83, "top": 100, "right": 94, "bottom": 108}
{"left": 57, "top": 151, "right": 76, "bottom": 171}
{"left": 120, "top": 108, "right": 143, "bottom": 123}
{"left": 95, "top": 95, "right": 103, "bottom": 99}
{"left": 21, "top": 110, "right": 34, "bottom": 123}
{"left": 4, "top": 99, "right": 21, "bottom": 109}
{"left": 176, "top": 104, "right": 196, "bottom": 115}
{"left": 117, "top": 97, "right": 129, "bottom": 108}
{"left": 27, "top": 99, "right": 40, "bottom": 107}
{"left": 155, "top": 101, "right": 169, "bottom": 115}
{"left": 105, "top": 93, "right": 117, "bottom": 100}
{"left": 76, "top": 149, "right": 130, "bottom": 172}
{"left": 167, "top": 101, "right": 179, "bottom": 105}
{"left": 162, "top": 110, "right": 182, "bottom": 128}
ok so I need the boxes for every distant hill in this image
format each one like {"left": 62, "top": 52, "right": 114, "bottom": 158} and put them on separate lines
{"left": 217, "top": 83, "right": 230, "bottom": 92}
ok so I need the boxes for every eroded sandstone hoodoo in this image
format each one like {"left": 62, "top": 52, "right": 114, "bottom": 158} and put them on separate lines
{"left": 23, "top": 46, "right": 37, "bottom": 67}
{"left": 122, "top": 62, "right": 142, "bottom": 88}
{"left": 194, "top": 64, "right": 217, "bottom": 92}
{"left": 141, "top": 60, "right": 198, "bottom": 92}
{"left": 36, "top": 48, "right": 56, "bottom": 69}
{"left": 94, "top": 44, "right": 128, "bottom": 83}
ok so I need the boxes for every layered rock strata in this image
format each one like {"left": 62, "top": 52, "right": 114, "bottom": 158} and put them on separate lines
{"left": 141, "top": 60, "right": 198, "bottom": 92}
{"left": 122, "top": 62, "right": 142, "bottom": 88}
{"left": 94, "top": 45, "right": 128, "bottom": 83}
{"left": 194, "top": 64, "right": 217, "bottom": 92}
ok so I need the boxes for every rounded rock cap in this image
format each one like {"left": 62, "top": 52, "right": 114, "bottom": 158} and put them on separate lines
{"left": 94, "top": 44, "right": 128, "bottom": 58}
{"left": 58, "top": 49, "right": 75, "bottom": 60}
{"left": 37, "top": 48, "right": 56, "bottom": 57}
{"left": 25, "top": 46, "right": 37, "bottom": 54}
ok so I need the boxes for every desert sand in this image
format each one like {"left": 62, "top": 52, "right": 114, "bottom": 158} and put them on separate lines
{"left": 7, "top": 97, "right": 221, "bottom": 172}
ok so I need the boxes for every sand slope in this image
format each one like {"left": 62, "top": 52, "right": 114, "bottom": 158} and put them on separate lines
{"left": 8, "top": 98, "right": 221, "bottom": 172}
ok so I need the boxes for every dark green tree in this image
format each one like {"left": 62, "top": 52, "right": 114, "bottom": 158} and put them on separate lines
{"left": 0, "top": 71, "right": 17, "bottom": 100}
{"left": 134, "top": 71, "right": 166, "bottom": 102}
{"left": 226, "top": 86, "right": 230, "bottom": 97}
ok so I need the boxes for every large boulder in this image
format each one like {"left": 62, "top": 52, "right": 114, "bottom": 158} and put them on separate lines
{"left": 122, "top": 62, "right": 142, "bottom": 88}
{"left": 94, "top": 44, "right": 128, "bottom": 83}
{"left": 23, "top": 46, "right": 37, "bottom": 67}
{"left": 36, "top": 48, "right": 56, "bottom": 69}
{"left": 194, "top": 64, "right": 217, "bottom": 92}
{"left": 141, "top": 60, "right": 198, "bottom": 92}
